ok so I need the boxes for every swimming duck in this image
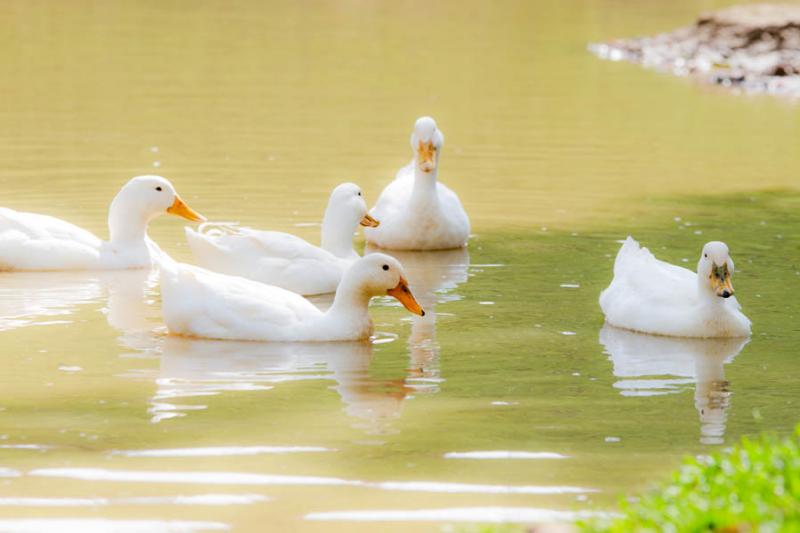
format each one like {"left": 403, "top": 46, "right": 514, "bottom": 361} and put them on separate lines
{"left": 159, "top": 253, "right": 424, "bottom": 342}
{"left": 364, "top": 117, "right": 470, "bottom": 250}
{"left": 599, "top": 237, "right": 751, "bottom": 338}
{"left": 184, "top": 183, "right": 378, "bottom": 295}
{"left": 0, "top": 175, "right": 204, "bottom": 271}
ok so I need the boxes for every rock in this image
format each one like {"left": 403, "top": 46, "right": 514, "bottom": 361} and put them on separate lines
{"left": 589, "top": 3, "right": 800, "bottom": 98}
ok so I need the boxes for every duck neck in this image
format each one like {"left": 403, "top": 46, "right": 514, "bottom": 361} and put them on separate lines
{"left": 411, "top": 163, "right": 440, "bottom": 207}
{"left": 696, "top": 273, "right": 723, "bottom": 307}
{"left": 326, "top": 276, "right": 372, "bottom": 323}
{"left": 320, "top": 207, "right": 357, "bottom": 259}
{"left": 107, "top": 195, "right": 152, "bottom": 246}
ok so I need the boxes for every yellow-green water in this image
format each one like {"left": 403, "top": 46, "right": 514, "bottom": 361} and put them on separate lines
{"left": 0, "top": 0, "right": 799, "bottom": 531}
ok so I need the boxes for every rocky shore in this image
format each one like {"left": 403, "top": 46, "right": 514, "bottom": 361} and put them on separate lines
{"left": 590, "top": 4, "right": 800, "bottom": 97}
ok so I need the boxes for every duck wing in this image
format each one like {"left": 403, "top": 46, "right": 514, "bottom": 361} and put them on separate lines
{"left": 187, "top": 226, "right": 345, "bottom": 294}
{"left": 369, "top": 172, "right": 413, "bottom": 222}
{"left": 609, "top": 236, "right": 698, "bottom": 306}
{"left": 160, "top": 262, "right": 322, "bottom": 341}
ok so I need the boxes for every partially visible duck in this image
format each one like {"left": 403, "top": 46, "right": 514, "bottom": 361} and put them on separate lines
{"left": 185, "top": 182, "right": 378, "bottom": 295}
{"left": 0, "top": 175, "right": 204, "bottom": 271}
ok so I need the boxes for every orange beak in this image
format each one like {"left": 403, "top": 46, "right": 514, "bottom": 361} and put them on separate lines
{"left": 417, "top": 140, "right": 436, "bottom": 173}
{"left": 167, "top": 195, "right": 206, "bottom": 222}
{"left": 387, "top": 276, "right": 425, "bottom": 316}
{"left": 360, "top": 213, "right": 380, "bottom": 228}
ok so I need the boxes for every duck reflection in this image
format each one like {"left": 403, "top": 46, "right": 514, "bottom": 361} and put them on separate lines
{"left": 0, "top": 268, "right": 159, "bottom": 341}
{"left": 0, "top": 271, "right": 103, "bottom": 331}
{"left": 97, "top": 269, "right": 161, "bottom": 352}
{"left": 365, "top": 245, "right": 470, "bottom": 392}
{"left": 599, "top": 325, "right": 747, "bottom": 444}
{"left": 155, "top": 337, "right": 412, "bottom": 433}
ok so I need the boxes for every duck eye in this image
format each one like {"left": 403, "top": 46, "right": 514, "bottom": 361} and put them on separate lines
{"left": 382, "top": 264, "right": 389, "bottom": 271}
{"left": 704, "top": 253, "right": 707, "bottom": 258}
{"left": 357, "top": 191, "right": 362, "bottom": 196}
{"left": 156, "top": 186, "right": 162, "bottom": 192}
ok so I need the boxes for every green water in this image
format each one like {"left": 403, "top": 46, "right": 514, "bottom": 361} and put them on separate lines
{"left": 0, "top": 0, "right": 799, "bottom": 531}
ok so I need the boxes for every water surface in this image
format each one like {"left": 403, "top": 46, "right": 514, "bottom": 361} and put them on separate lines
{"left": 0, "top": 0, "right": 798, "bottom": 531}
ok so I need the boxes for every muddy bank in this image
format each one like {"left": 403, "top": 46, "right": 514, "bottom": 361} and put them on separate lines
{"left": 590, "top": 4, "right": 800, "bottom": 97}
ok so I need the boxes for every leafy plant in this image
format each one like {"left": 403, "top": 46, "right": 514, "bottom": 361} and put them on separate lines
{"left": 586, "top": 427, "right": 800, "bottom": 532}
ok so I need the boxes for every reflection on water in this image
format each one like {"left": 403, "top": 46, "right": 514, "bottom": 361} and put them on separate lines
{"left": 366, "top": 245, "right": 470, "bottom": 393}
{"left": 0, "top": 519, "right": 229, "bottom": 532}
{"left": 100, "top": 269, "right": 161, "bottom": 353}
{"left": 600, "top": 325, "right": 747, "bottom": 444}
{"left": 0, "top": 272, "right": 102, "bottom": 331}
{"left": 0, "top": 269, "right": 158, "bottom": 344}
{"left": 155, "top": 337, "right": 413, "bottom": 434}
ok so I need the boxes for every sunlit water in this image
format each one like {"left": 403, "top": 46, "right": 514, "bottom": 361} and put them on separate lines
{"left": 0, "top": 0, "right": 799, "bottom": 531}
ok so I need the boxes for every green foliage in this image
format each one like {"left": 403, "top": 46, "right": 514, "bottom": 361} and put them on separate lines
{"left": 586, "top": 427, "right": 800, "bottom": 532}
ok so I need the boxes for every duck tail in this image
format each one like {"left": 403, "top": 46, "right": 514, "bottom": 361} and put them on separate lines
{"left": 613, "top": 236, "right": 643, "bottom": 273}
{"left": 196, "top": 221, "right": 241, "bottom": 237}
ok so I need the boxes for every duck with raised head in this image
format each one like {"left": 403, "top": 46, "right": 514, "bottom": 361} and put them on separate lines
{"left": 185, "top": 182, "right": 378, "bottom": 295}
{"left": 159, "top": 253, "right": 424, "bottom": 342}
{"left": 599, "top": 237, "right": 751, "bottom": 338}
{"left": 365, "top": 117, "right": 470, "bottom": 251}
{"left": 0, "top": 175, "right": 204, "bottom": 271}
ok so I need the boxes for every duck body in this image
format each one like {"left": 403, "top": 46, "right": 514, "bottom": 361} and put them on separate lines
{"left": 364, "top": 117, "right": 470, "bottom": 251}
{"left": 159, "top": 253, "right": 424, "bottom": 342}
{"left": 365, "top": 163, "right": 470, "bottom": 251}
{"left": 599, "top": 237, "right": 751, "bottom": 338}
{"left": 185, "top": 226, "right": 349, "bottom": 296}
{"left": 185, "top": 183, "right": 377, "bottom": 295}
{"left": 0, "top": 176, "right": 204, "bottom": 271}
{"left": 160, "top": 263, "right": 363, "bottom": 342}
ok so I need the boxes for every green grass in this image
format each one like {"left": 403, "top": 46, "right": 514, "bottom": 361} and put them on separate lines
{"left": 585, "top": 427, "right": 800, "bottom": 532}
{"left": 464, "top": 427, "right": 800, "bottom": 533}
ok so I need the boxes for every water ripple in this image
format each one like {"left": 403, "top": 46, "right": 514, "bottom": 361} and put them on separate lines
{"left": 306, "top": 506, "right": 610, "bottom": 523}
{"left": 112, "top": 446, "right": 331, "bottom": 458}
{"left": 29, "top": 468, "right": 595, "bottom": 495}
{"left": 0, "top": 519, "right": 229, "bottom": 532}
{"left": 444, "top": 451, "right": 568, "bottom": 460}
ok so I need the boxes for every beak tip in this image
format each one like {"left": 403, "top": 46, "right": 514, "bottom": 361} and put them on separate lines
{"left": 420, "top": 309, "right": 426, "bottom": 317}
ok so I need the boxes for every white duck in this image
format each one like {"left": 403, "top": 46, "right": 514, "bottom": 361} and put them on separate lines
{"left": 184, "top": 182, "right": 378, "bottom": 295}
{"left": 0, "top": 175, "right": 205, "bottom": 271}
{"left": 364, "top": 116, "right": 470, "bottom": 250}
{"left": 159, "top": 253, "right": 424, "bottom": 342}
{"left": 599, "top": 237, "right": 751, "bottom": 338}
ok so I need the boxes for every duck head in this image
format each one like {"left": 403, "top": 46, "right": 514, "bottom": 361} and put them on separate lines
{"left": 410, "top": 116, "right": 444, "bottom": 174}
{"left": 343, "top": 254, "right": 425, "bottom": 316}
{"left": 321, "top": 183, "right": 378, "bottom": 258}
{"left": 108, "top": 175, "right": 205, "bottom": 243}
{"left": 697, "top": 241, "right": 735, "bottom": 299}
{"left": 325, "top": 182, "right": 378, "bottom": 229}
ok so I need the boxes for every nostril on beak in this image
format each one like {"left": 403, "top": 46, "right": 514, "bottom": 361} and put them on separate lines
{"left": 721, "top": 290, "right": 731, "bottom": 298}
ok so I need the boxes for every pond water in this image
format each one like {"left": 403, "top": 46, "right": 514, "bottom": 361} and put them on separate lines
{"left": 0, "top": 0, "right": 799, "bottom": 531}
